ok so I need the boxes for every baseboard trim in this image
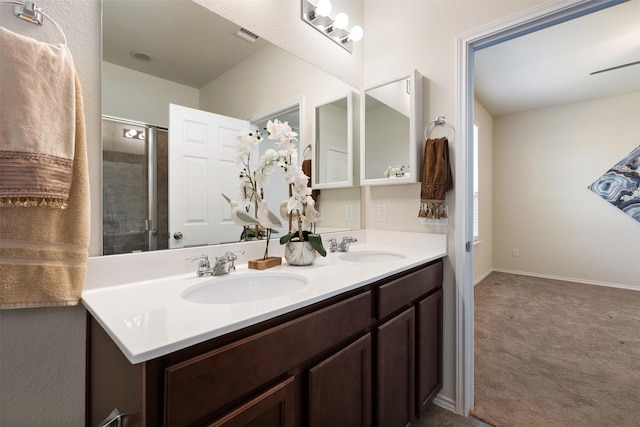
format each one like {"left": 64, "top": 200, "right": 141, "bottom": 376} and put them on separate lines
{"left": 433, "top": 394, "right": 457, "bottom": 413}
{"left": 474, "top": 269, "right": 493, "bottom": 286}
{"left": 492, "top": 268, "right": 640, "bottom": 292}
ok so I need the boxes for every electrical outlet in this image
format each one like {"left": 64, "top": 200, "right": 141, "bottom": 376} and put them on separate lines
{"left": 512, "top": 249, "right": 519, "bottom": 257}
{"left": 377, "top": 204, "right": 388, "bottom": 222}
{"left": 345, "top": 204, "right": 354, "bottom": 221}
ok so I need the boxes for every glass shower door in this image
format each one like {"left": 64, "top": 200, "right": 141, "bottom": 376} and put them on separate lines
{"left": 102, "top": 117, "right": 160, "bottom": 255}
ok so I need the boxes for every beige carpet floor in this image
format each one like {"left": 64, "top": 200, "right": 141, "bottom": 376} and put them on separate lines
{"left": 471, "top": 272, "right": 640, "bottom": 427}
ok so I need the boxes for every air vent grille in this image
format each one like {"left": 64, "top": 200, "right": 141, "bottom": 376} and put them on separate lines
{"left": 236, "top": 28, "right": 260, "bottom": 44}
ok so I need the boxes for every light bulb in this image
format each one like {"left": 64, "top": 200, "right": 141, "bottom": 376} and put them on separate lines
{"left": 315, "top": 0, "right": 332, "bottom": 17}
{"left": 349, "top": 25, "right": 363, "bottom": 42}
{"left": 334, "top": 12, "right": 349, "bottom": 30}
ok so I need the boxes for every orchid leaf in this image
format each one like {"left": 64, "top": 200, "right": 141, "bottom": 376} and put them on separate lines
{"left": 307, "top": 233, "right": 327, "bottom": 257}
{"left": 279, "top": 232, "right": 295, "bottom": 245}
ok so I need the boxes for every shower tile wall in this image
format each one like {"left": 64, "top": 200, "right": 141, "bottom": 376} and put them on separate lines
{"left": 103, "top": 150, "right": 149, "bottom": 255}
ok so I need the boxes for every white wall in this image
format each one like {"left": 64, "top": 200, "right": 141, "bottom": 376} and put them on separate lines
{"left": 0, "top": 1, "right": 101, "bottom": 425}
{"left": 473, "top": 100, "right": 494, "bottom": 284}
{"left": 103, "top": 62, "right": 199, "bottom": 128}
{"left": 493, "top": 91, "right": 640, "bottom": 288}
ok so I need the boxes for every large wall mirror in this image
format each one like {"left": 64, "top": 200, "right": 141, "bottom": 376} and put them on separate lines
{"left": 102, "top": 0, "right": 361, "bottom": 255}
{"left": 360, "top": 69, "right": 423, "bottom": 186}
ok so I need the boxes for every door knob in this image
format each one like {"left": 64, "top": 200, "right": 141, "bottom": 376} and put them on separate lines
{"left": 173, "top": 231, "right": 183, "bottom": 240}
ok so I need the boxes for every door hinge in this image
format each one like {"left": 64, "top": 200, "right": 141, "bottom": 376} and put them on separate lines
{"left": 466, "top": 241, "right": 471, "bottom": 252}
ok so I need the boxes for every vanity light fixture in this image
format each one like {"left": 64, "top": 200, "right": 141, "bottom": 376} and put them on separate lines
{"left": 123, "top": 128, "right": 146, "bottom": 140}
{"left": 301, "top": 0, "right": 363, "bottom": 52}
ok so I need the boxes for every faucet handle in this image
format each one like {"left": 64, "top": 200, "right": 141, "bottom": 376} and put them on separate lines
{"left": 187, "top": 254, "right": 212, "bottom": 277}
{"left": 223, "top": 250, "right": 244, "bottom": 261}
{"left": 186, "top": 254, "right": 210, "bottom": 266}
{"left": 327, "top": 238, "right": 338, "bottom": 252}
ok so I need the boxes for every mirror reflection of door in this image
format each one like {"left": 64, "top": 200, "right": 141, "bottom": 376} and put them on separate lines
{"left": 316, "top": 96, "right": 350, "bottom": 185}
{"left": 168, "top": 104, "right": 249, "bottom": 249}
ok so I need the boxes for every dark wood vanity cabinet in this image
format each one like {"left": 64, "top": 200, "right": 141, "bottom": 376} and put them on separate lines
{"left": 308, "top": 333, "right": 372, "bottom": 427}
{"left": 417, "top": 288, "right": 443, "bottom": 417}
{"left": 87, "top": 259, "right": 443, "bottom": 427}
{"left": 375, "top": 260, "right": 444, "bottom": 427}
{"left": 377, "top": 307, "right": 415, "bottom": 427}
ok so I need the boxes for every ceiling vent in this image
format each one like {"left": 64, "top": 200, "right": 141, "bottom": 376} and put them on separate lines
{"left": 235, "top": 28, "right": 260, "bottom": 44}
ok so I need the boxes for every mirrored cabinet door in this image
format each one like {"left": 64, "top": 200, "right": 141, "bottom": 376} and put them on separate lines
{"left": 360, "top": 69, "right": 423, "bottom": 186}
{"left": 312, "top": 92, "right": 354, "bottom": 189}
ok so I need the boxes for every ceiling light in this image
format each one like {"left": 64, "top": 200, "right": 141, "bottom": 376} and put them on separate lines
{"left": 333, "top": 12, "right": 348, "bottom": 30}
{"left": 124, "top": 129, "right": 138, "bottom": 138}
{"left": 315, "top": 0, "right": 332, "bottom": 17}
{"left": 348, "top": 25, "right": 364, "bottom": 42}
{"left": 129, "top": 49, "right": 154, "bottom": 62}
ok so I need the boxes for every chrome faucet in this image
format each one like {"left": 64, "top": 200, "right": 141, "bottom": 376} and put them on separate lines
{"left": 214, "top": 250, "right": 244, "bottom": 275}
{"left": 187, "top": 251, "right": 244, "bottom": 277}
{"left": 187, "top": 254, "right": 212, "bottom": 277}
{"left": 328, "top": 236, "right": 358, "bottom": 252}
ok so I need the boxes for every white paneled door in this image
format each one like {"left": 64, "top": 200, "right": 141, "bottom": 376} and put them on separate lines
{"left": 168, "top": 104, "right": 248, "bottom": 249}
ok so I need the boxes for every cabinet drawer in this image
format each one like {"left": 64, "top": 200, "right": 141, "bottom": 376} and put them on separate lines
{"left": 377, "top": 260, "right": 442, "bottom": 319}
{"left": 165, "top": 290, "right": 372, "bottom": 426}
{"left": 207, "top": 376, "right": 296, "bottom": 427}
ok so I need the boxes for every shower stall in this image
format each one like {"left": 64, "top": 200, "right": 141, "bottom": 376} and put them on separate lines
{"left": 102, "top": 117, "right": 169, "bottom": 255}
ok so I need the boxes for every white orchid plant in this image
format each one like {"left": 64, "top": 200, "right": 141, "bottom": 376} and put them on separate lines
{"left": 236, "top": 119, "right": 326, "bottom": 256}
{"left": 384, "top": 165, "right": 410, "bottom": 178}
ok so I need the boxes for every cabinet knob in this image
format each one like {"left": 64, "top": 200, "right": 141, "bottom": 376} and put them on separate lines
{"left": 173, "top": 231, "right": 183, "bottom": 240}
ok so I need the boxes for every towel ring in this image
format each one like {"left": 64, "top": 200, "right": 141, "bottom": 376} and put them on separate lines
{"left": 0, "top": 1, "right": 67, "bottom": 46}
{"left": 424, "top": 116, "right": 453, "bottom": 140}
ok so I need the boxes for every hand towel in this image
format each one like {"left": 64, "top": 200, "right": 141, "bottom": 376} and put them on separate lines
{"left": 301, "top": 158, "right": 320, "bottom": 203}
{"left": 0, "top": 40, "right": 90, "bottom": 308}
{"left": 419, "top": 137, "right": 453, "bottom": 219}
{"left": 0, "top": 27, "right": 76, "bottom": 208}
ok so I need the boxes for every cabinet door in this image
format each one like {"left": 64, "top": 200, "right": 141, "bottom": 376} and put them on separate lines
{"left": 308, "top": 334, "right": 372, "bottom": 427}
{"left": 377, "top": 308, "right": 415, "bottom": 427}
{"left": 207, "top": 376, "right": 296, "bottom": 427}
{"left": 417, "top": 288, "right": 443, "bottom": 416}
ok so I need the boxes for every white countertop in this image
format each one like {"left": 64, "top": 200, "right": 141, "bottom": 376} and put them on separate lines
{"left": 82, "top": 230, "right": 447, "bottom": 364}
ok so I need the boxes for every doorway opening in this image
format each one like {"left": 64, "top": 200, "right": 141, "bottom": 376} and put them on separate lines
{"left": 456, "top": 0, "right": 626, "bottom": 415}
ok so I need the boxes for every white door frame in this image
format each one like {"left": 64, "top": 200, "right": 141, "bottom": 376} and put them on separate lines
{"left": 454, "top": 0, "right": 625, "bottom": 415}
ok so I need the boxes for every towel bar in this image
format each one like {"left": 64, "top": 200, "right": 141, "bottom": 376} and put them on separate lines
{"left": 0, "top": 0, "right": 67, "bottom": 45}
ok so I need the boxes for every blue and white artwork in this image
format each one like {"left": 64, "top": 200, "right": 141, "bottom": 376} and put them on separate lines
{"left": 589, "top": 145, "right": 640, "bottom": 223}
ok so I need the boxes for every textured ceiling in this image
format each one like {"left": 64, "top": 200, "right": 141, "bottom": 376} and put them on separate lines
{"left": 475, "top": 1, "right": 640, "bottom": 116}
{"left": 103, "top": 0, "right": 268, "bottom": 89}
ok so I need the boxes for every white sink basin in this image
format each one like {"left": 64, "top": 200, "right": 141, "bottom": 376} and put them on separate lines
{"left": 182, "top": 273, "right": 308, "bottom": 304}
{"left": 339, "top": 250, "right": 407, "bottom": 263}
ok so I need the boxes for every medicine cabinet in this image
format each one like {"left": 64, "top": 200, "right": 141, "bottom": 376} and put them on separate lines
{"left": 360, "top": 70, "right": 423, "bottom": 186}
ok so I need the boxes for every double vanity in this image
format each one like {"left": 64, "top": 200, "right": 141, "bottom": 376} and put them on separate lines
{"left": 83, "top": 230, "right": 446, "bottom": 427}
